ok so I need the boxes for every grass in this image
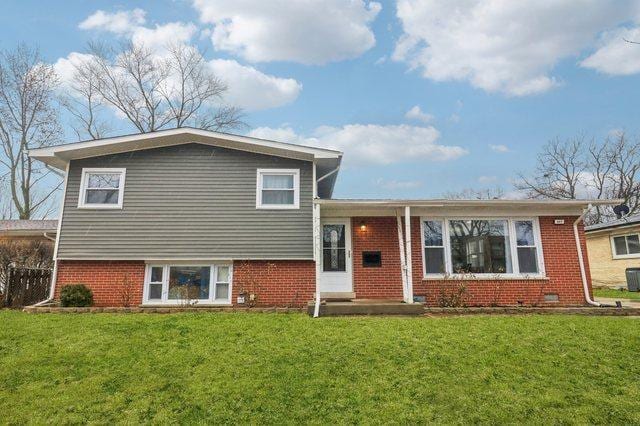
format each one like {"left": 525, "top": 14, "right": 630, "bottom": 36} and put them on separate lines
{"left": 1, "top": 311, "right": 639, "bottom": 424}
{"left": 594, "top": 288, "right": 640, "bottom": 300}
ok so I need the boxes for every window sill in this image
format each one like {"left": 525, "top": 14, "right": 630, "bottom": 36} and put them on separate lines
{"left": 256, "top": 205, "right": 299, "bottom": 210}
{"left": 77, "top": 205, "right": 123, "bottom": 210}
{"left": 422, "top": 275, "right": 549, "bottom": 281}
{"left": 612, "top": 254, "right": 640, "bottom": 260}
{"left": 141, "top": 302, "right": 232, "bottom": 307}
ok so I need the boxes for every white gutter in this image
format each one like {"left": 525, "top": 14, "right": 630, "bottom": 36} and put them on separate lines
{"left": 573, "top": 204, "right": 600, "bottom": 307}
{"left": 43, "top": 232, "right": 56, "bottom": 242}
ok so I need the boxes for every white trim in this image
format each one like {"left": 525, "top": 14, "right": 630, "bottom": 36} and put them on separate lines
{"left": 610, "top": 233, "right": 640, "bottom": 259}
{"left": 404, "top": 206, "right": 413, "bottom": 303}
{"left": 143, "top": 262, "right": 233, "bottom": 305}
{"left": 78, "top": 168, "right": 126, "bottom": 209}
{"left": 419, "top": 216, "right": 546, "bottom": 279}
{"left": 256, "top": 168, "right": 300, "bottom": 210}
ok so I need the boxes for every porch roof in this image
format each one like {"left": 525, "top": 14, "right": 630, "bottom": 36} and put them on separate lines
{"left": 316, "top": 198, "right": 622, "bottom": 217}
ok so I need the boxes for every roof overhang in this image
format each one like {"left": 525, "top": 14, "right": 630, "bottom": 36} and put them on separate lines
{"left": 317, "top": 198, "right": 623, "bottom": 217}
{"left": 28, "top": 127, "right": 343, "bottom": 198}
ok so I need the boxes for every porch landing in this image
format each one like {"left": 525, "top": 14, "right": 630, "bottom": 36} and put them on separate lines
{"left": 307, "top": 299, "right": 424, "bottom": 316}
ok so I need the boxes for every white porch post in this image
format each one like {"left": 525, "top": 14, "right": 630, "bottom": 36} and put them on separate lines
{"left": 313, "top": 202, "right": 322, "bottom": 317}
{"left": 404, "top": 206, "right": 414, "bottom": 304}
{"left": 396, "top": 210, "right": 408, "bottom": 302}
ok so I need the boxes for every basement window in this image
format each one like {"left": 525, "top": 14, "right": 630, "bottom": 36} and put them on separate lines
{"left": 143, "top": 264, "right": 232, "bottom": 305}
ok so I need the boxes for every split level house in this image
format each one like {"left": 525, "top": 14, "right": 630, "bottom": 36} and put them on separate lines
{"left": 29, "top": 128, "right": 617, "bottom": 313}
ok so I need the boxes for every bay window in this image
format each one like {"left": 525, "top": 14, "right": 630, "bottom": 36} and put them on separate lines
{"left": 144, "top": 264, "right": 233, "bottom": 304}
{"left": 421, "top": 218, "right": 544, "bottom": 277}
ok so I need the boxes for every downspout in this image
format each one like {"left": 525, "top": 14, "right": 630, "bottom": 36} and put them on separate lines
{"left": 573, "top": 204, "right": 600, "bottom": 307}
{"left": 33, "top": 162, "right": 69, "bottom": 307}
{"left": 43, "top": 232, "right": 56, "bottom": 242}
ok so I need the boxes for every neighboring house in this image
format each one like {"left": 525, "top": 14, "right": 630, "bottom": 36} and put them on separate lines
{"left": 29, "top": 128, "right": 617, "bottom": 309}
{"left": 585, "top": 214, "right": 640, "bottom": 288}
{"left": 0, "top": 220, "right": 58, "bottom": 242}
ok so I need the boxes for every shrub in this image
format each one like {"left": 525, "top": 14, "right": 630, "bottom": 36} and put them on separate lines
{"left": 60, "top": 284, "right": 93, "bottom": 307}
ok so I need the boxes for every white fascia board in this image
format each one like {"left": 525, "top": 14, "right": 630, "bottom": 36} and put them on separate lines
{"left": 28, "top": 128, "right": 342, "bottom": 169}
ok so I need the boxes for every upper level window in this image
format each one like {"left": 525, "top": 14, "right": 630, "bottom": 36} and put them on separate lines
{"left": 78, "top": 168, "right": 126, "bottom": 209}
{"left": 612, "top": 234, "right": 640, "bottom": 258}
{"left": 256, "top": 169, "right": 299, "bottom": 209}
{"left": 421, "top": 218, "right": 544, "bottom": 277}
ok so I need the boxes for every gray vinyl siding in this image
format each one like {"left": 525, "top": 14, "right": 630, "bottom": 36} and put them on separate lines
{"left": 57, "top": 143, "right": 313, "bottom": 260}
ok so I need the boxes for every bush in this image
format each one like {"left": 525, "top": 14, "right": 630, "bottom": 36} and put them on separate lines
{"left": 60, "top": 284, "right": 93, "bottom": 307}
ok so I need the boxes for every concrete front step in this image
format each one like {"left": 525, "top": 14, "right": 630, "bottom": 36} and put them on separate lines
{"left": 307, "top": 300, "right": 424, "bottom": 316}
{"left": 319, "top": 292, "right": 356, "bottom": 301}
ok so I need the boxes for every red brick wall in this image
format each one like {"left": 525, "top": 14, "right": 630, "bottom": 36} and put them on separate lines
{"left": 232, "top": 260, "right": 315, "bottom": 307}
{"left": 55, "top": 260, "right": 145, "bottom": 307}
{"left": 351, "top": 216, "right": 591, "bottom": 306}
{"left": 351, "top": 217, "right": 404, "bottom": 299}
{"left": 55, "top": 259, "right": 315, "bottom": 308}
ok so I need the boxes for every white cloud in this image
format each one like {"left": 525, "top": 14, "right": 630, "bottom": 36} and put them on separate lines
{"left": 405, "top": 105, "right": 434, "bottom": 123}
{"left": 79, "top": 9, "right": 196, "bottom": 51}
{"left": 192, "top": 0, "right": 381, "bottom": 64}
{"left": 581, "top": 26, "right": 640, "bottom": 75}
{"left": 478, "top": 175, "right": 498, "bottom": 184}
{"left": 132, "top": 22, "right": 198, "bottom": 51}
{"left": 393, "top": 0, "right": 639, "bottom": 96}
{"left": 374, "top": 178, "right": 423, "bottom": 190}
{"left": 248, "top": 124, "right": 468, "bottom": 166}
{"left": 448, "top": 113, "right": 460, "bottom": 123}
{"left": 489, "top": 144, "right": 510, "bottom": 153}
{"left": 79, "top": 9, "right": 146, "bottom": 34}
{"left": 208, "top": 59, "right": 302, "bottom": 110}
{"left": 53, "top": 52, "right": 94, "bottom": 85}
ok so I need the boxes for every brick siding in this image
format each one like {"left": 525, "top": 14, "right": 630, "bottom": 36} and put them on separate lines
{"left": 351, "top": 216, "right": 591, "bottom": 306}
{"left": 54, "top": 259, "right": 314, "bottom": 308}
{"left": 55, "top": 260, "right": 145, "bottom": 307}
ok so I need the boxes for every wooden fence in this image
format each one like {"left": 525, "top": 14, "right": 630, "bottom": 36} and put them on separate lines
{"left": 3, "top": 267, "right": 52, "bottom": 308}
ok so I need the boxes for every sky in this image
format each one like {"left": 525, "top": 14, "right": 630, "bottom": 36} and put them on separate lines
{"left": 1, "top": 0, "right": 639, "bottom": 199}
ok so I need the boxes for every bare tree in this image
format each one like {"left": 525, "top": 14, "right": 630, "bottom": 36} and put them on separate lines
{"left": 517, "top": 132, "right": 640, "bottom": 224}
{"left": 516, "top": 136, "right": 586, "bottom": 200}
{"left": 59, "top": 61, "right": 110, "bottom": 140}
{"left": 0, "top": 44, "right": 62, "bottom": 219}
{"left": 443, "top": 187, "right": 505, "bottom": 200}
{"left": 66, "top": 41, "right": 244, "bottom": 138}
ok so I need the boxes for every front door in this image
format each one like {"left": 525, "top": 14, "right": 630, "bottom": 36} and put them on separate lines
{"left": 319, "top": 219, "right": 353, "bottom": 293}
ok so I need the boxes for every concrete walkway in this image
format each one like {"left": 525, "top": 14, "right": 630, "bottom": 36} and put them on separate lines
{"left": 595, "top": 297, "right": 640, "bottom": 308}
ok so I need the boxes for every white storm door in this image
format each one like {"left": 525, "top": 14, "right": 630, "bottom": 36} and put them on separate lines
{"left": 319, "top": 219, "right": 353, "bottom": 292}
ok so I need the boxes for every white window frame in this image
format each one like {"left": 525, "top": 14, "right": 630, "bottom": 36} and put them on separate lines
{"left": 256, "top": 168, "right": 300, "bottom": 210}
{"left": 142, "top": 263, "right": 233, "bottom": 305}
{"left": 420, "top": 217, "right": 546, "bottom": 279}
{"left": 78, "top": 167, "right": 126, "bottom": 209}
{"left": 610, "top": 233, "right": 640, "bottom": 259}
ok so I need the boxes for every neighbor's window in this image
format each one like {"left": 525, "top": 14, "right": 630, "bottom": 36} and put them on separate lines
{"left": 144, "top": 264, "right": 232, "bottom": 304}
{"left": 422, "top": 218, "right": 543, "bottom": 277}
{"left": 612, "top": 234, "right": 640, "bottom": 258}
{"left": 78, "top": 168, "right": 126, "bottom": 209}
{"left": 256, "top": 169, "right": 299, "bottom": 209}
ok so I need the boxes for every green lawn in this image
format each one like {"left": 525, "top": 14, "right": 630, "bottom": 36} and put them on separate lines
{"left": 594, "top": 288, "right": 640, "bottom": 301}
{"left": 1, "top": 311, "right": 639, "bottom": 424}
